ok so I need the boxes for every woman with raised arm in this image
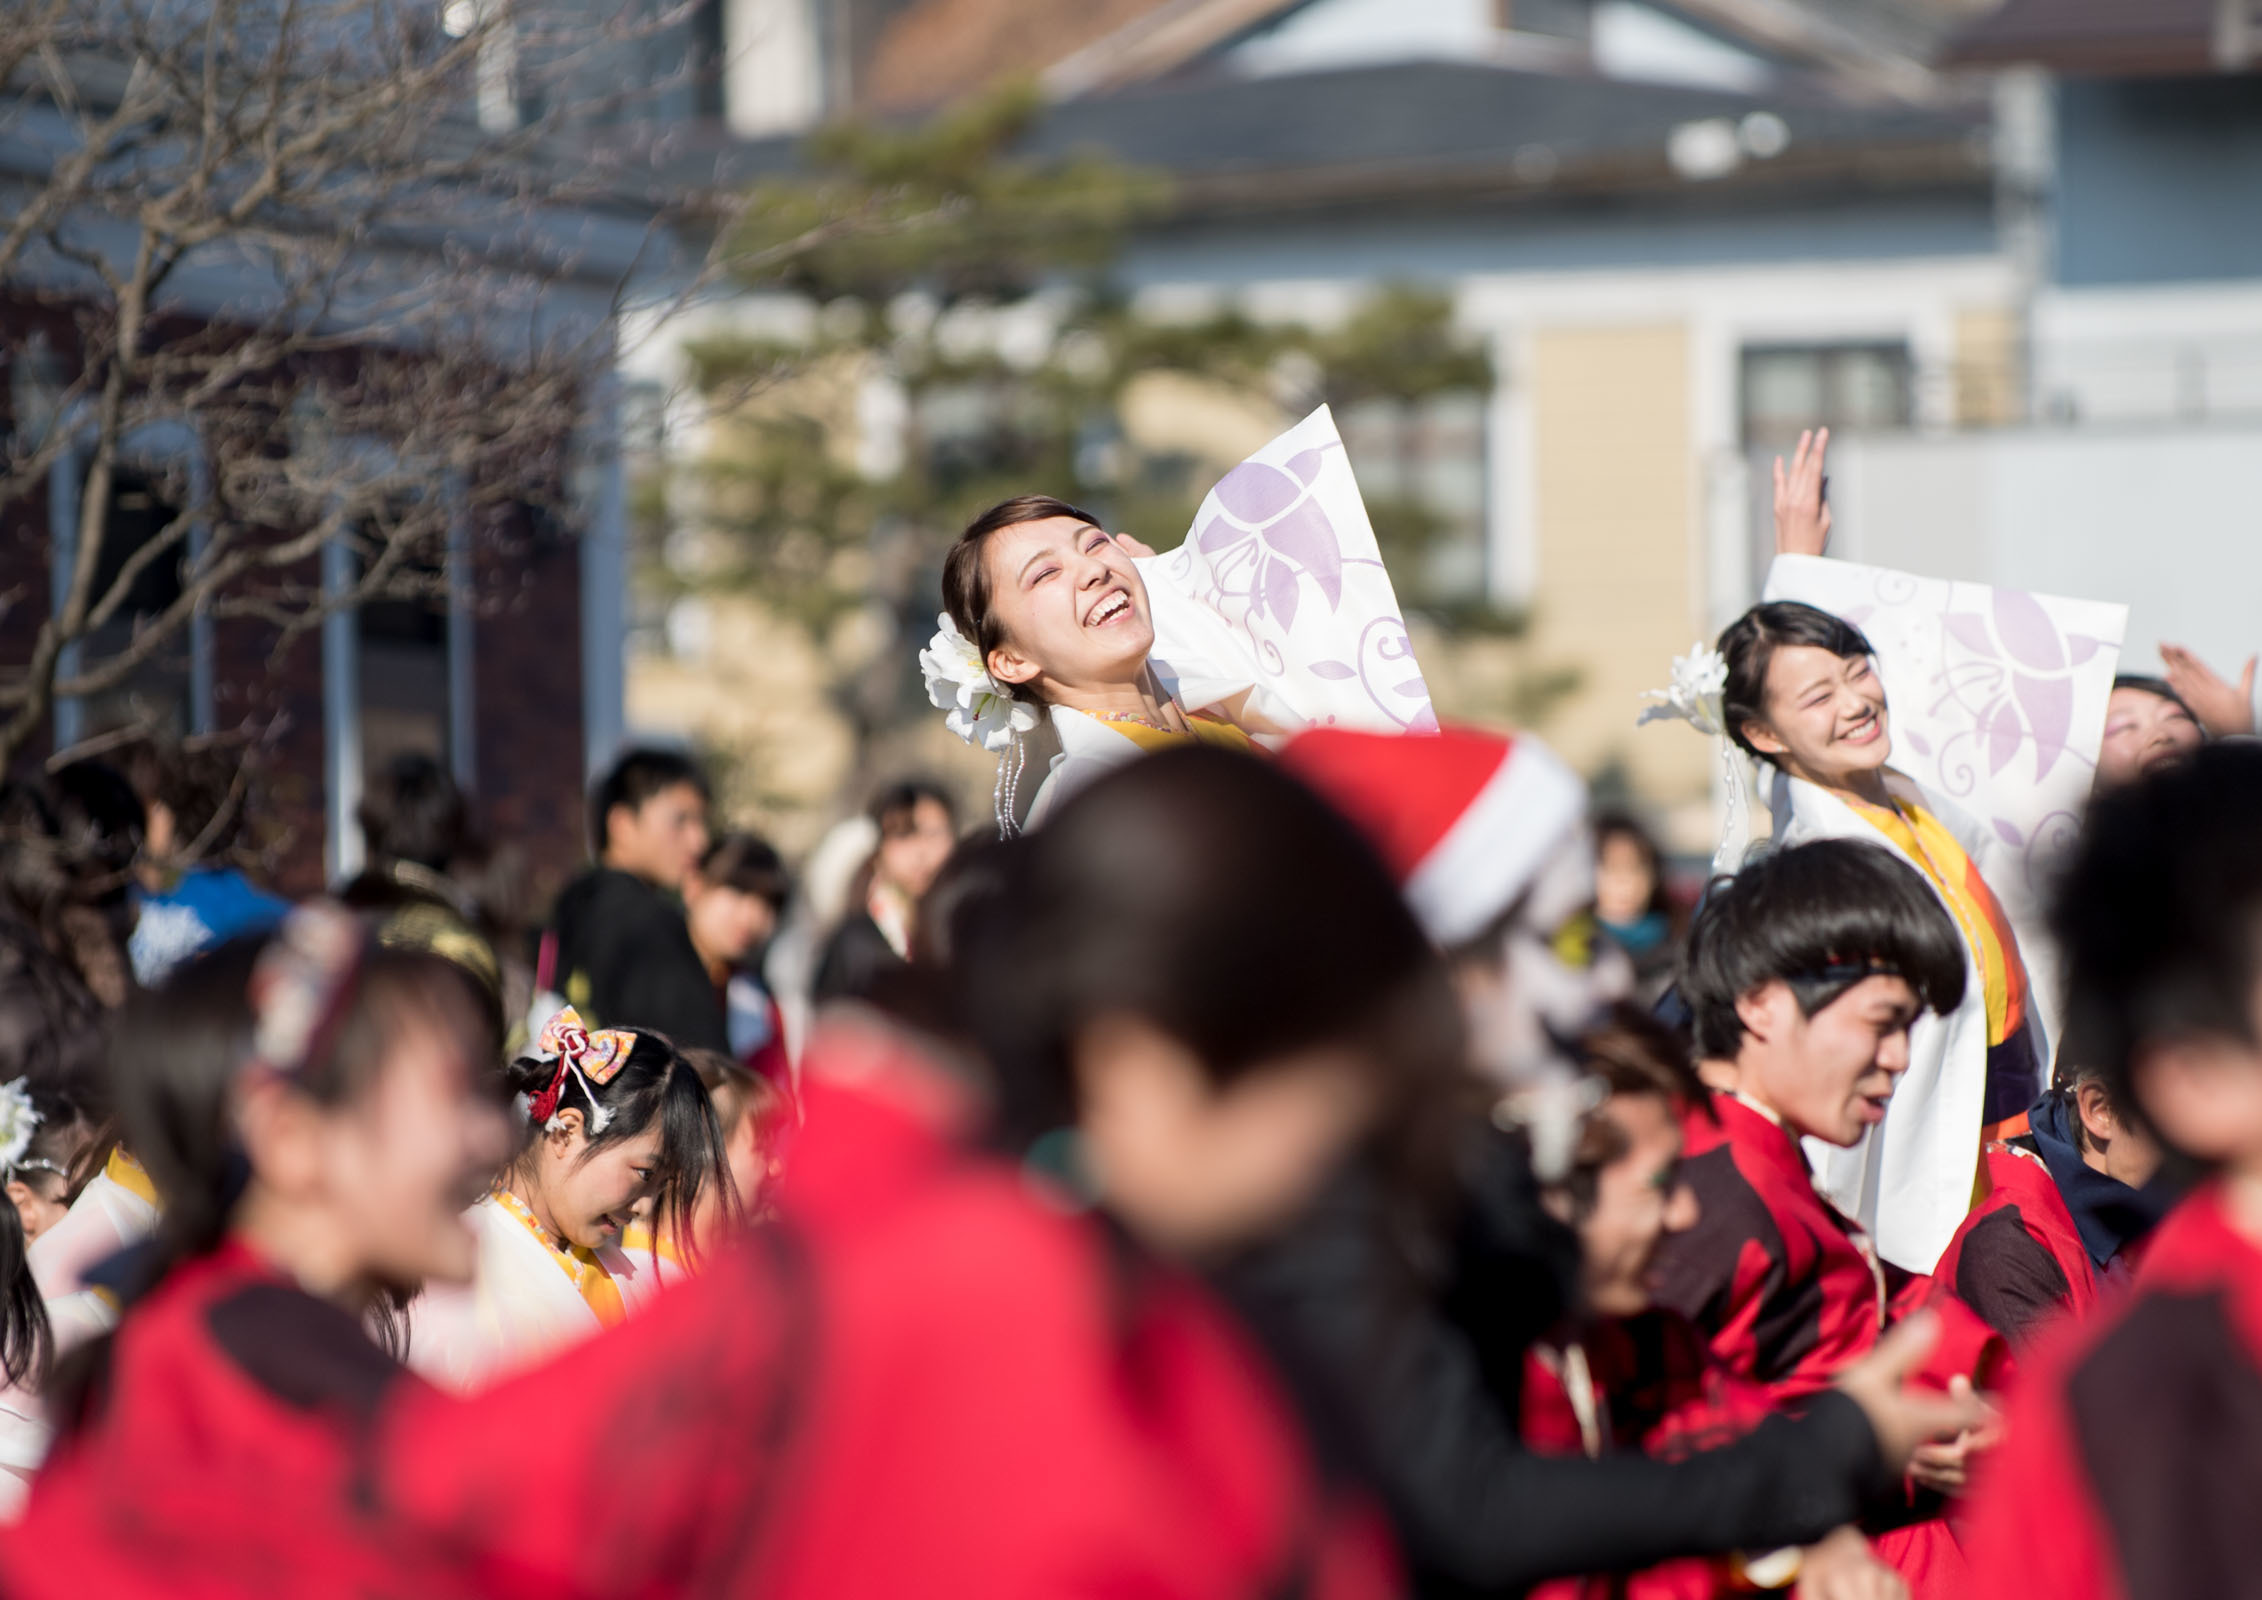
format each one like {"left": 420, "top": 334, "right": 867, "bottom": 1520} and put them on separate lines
{"left": 1677, "top": 428, "right": 2043, "bottom": 1276}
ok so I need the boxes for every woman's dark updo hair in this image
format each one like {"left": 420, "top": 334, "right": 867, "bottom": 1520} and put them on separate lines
{"left": 504, "top": 1029, "right": 732, "bottom": 1261}
{"left": 1717, "top": 601, "right": 1878, "bottom": 761}
{"left": 959, "top": 746, "right": 1466, "bottom": 1179}
{"left": 940, "top": 494, "right": 1105, "bottom": 702}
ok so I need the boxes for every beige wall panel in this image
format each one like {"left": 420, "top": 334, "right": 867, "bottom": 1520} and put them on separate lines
{"left": 1528, "top": 323, "right": 1712, "bottom": 831}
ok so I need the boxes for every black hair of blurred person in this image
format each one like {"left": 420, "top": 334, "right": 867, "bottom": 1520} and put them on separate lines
{"left": 853, "top": 830, "right": 1024, "bottom": 1054}
{"left": 123, "top": 740, "right": 257, "bottom": 863}
{"left": 1536, "top": 1002, "right": 1710, "bottom": 1228}
{"left": 1681, "top": 838, "right": 1967, "bottom": 1064}
{"left": 1717, "top": 601, "right": 1878, "bottom": 762}
{"left": 959, "top": 745, "right": 1464, "bottom": 1194}
{"left": 357, "top": 753, "right": 469, "bottom": 874}
{"left": 0, "top": 916, "right": 115, "bottom": 1388}
{"left": 2051, "top": 741, "right": 2262, "bottom": 1163}
{"left": 2109, "top": 673, "right": 2199, "bottom": 724}
{"left": 699, "top": 832, "right": 793, "bottom": 915}
{"left": 587, "top": 747, "right": 709, "bottom": 861}
{"left": 1592, "top": 811, "right": 1673, "bottom": 923}
{"left": 0, "top": 764, "right": 142, "bottom": 1007}
{"left": 870, "top": 776, "right": 957, "bottom": 837}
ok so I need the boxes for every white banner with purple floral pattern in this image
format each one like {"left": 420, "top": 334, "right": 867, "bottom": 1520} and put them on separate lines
{"left": 1763, "top": 553, "right": 2126, "bottom": 1034}
{"left": 1136, "top": 405, "right": 1439, "bottom": 738}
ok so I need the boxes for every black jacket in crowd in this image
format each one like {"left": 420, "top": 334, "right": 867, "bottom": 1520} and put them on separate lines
{"left": 1213, "top": 1128, "right": 1892, "bottom": 1598}
{"left": 547, "top": 866, "right": 729, "bottom": 1055}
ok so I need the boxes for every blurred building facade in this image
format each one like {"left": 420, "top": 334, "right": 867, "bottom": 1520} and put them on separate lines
{"left": 631, "top": 0, "right": 2262, "bottom": 849}
{"left": 0, "top": 59, "right": 651, "bottom": 897}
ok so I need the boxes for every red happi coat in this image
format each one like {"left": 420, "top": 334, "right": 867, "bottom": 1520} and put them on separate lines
{"left": 1965, "top": 1184, "right": 2262, "bottom": 1600}
{"left": 1652, "top": 1094, "right": 1897, "bottom": 1403}
{"left": 0, "top": 1241, "right": 467, "bottom": 1600}
{"left": 1650, "top": 1092, "right": 2000, "bottom": 1600}
{"left": 1926, "top": 1143, "right": 2100, "bottom": 1377}
{"left": 374, "top": 1016, "right": 1400, "bottom": 1600}
{"left": 1521, "top": 1310, "right": 1781, "bottom": 1600}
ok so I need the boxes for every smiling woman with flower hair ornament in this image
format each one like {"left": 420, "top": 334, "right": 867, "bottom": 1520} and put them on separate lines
{"left": 1645, "top": 434, "right": 2052, "bottom": 1278}
{"left": 932, "top": 496, "right": 1267, "bottom": 833}
{"left": 924, "top": 408, "right": 1440, "bottom": 833}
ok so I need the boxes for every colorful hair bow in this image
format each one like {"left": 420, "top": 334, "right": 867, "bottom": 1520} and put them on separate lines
{"left": 527, "top": 1007, "right": 637, "bottom": 1133}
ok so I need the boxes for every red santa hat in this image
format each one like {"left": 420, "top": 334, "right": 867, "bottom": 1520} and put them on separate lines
{"left": 1279, "top": 725, "right": 1589, "bottom": 948}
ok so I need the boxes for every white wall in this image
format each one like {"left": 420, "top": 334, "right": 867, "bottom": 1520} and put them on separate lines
{"left": 1824, "top": 424, "right": 2262, "bottom": 677}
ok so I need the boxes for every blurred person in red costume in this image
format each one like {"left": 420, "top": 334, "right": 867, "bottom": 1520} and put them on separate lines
{"left": 1965, "top": 743, "right": 2262, "bottom": 1600}
{"left": 367, "top": 747, "right": 1421, "bottom": 1600}
{"left": 0, "top": 905, "right": 516, "bottom": 1597}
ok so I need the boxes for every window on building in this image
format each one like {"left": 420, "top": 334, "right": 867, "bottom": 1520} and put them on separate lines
{"left": 1337, "top": 392, "right": 1490, "bottom": 606}
{"left": 1740, "top": 342, "right": 1913, "bottom": 588}
{"left": 357, "top": 550, "right": 452, "bottom": 781}
{"left": 73, "top": 465, "right": 194, "bottom": 740}
{"left": 1740, "top": 342, "right": 1913, "bottom": 448}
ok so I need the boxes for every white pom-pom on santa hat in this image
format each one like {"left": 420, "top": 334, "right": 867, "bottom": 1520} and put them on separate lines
{"left": 1280, "top": 724, "right": 1589, "bottom": 948}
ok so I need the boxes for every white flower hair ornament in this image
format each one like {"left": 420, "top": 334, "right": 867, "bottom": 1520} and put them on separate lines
{"left": 0, "top": 1078, "right": 39, "bottom": 1173}
{"left": 921, "top": 612, "right": 1042, "bottom": 836}
{"left": 1638, "top": 642, "right": 1750, "bottom": 876}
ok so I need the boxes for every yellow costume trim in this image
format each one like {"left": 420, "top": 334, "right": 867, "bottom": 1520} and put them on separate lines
{"left": 620, "top": 1221, "right": 687, "bottom": 1272}
{"left": 490, "top": 1188, "right": 627, "bottom": 1329}
{"left": 104, "top": 1147, "right": 159, "bottom": 1208}
{"left": 1095, "top": 713, "right": 1256, "bottom": 755}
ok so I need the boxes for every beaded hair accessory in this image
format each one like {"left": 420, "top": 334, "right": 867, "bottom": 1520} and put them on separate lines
{"left": 1638, "top": 642, "right": 1750, "bottom": 877}
{"left": 920, "top": 611, "right": 1042, "bottom": 837}
{"left": 245, "top": 901, "right": 367, "bottom": 1080}
{"left": 526, "top": 1006, "right": 636, "bottom": 1134}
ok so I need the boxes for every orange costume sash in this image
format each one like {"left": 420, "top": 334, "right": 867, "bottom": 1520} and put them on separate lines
{"left": 1846, "top": 791, "right": 2029, "bottom": 1049}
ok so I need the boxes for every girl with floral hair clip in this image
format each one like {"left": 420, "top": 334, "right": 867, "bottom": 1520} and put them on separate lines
{"left": 403, "top": 1006, "right": 734, "bottom": 1393}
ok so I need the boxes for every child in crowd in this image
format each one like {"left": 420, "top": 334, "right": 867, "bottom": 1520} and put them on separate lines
{"left": 0, "top": 906, "right": 515, "bottom": 1592}
{"left": 1967, "top": 743, "right": 2262, "bottom": 1596}
{"left": 404, "top": 1007, "right": 732, "bottom": 1392}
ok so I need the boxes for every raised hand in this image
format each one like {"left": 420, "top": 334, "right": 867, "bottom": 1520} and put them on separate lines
{"left": 2160, "top": 643, "right": 2257, "bottom": 737}
{"left": 1112, "top": 531, "right": 1157, "bottom": 560}
{"left": 1773, "top": 427, "right": 1832, "bottom": 558}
